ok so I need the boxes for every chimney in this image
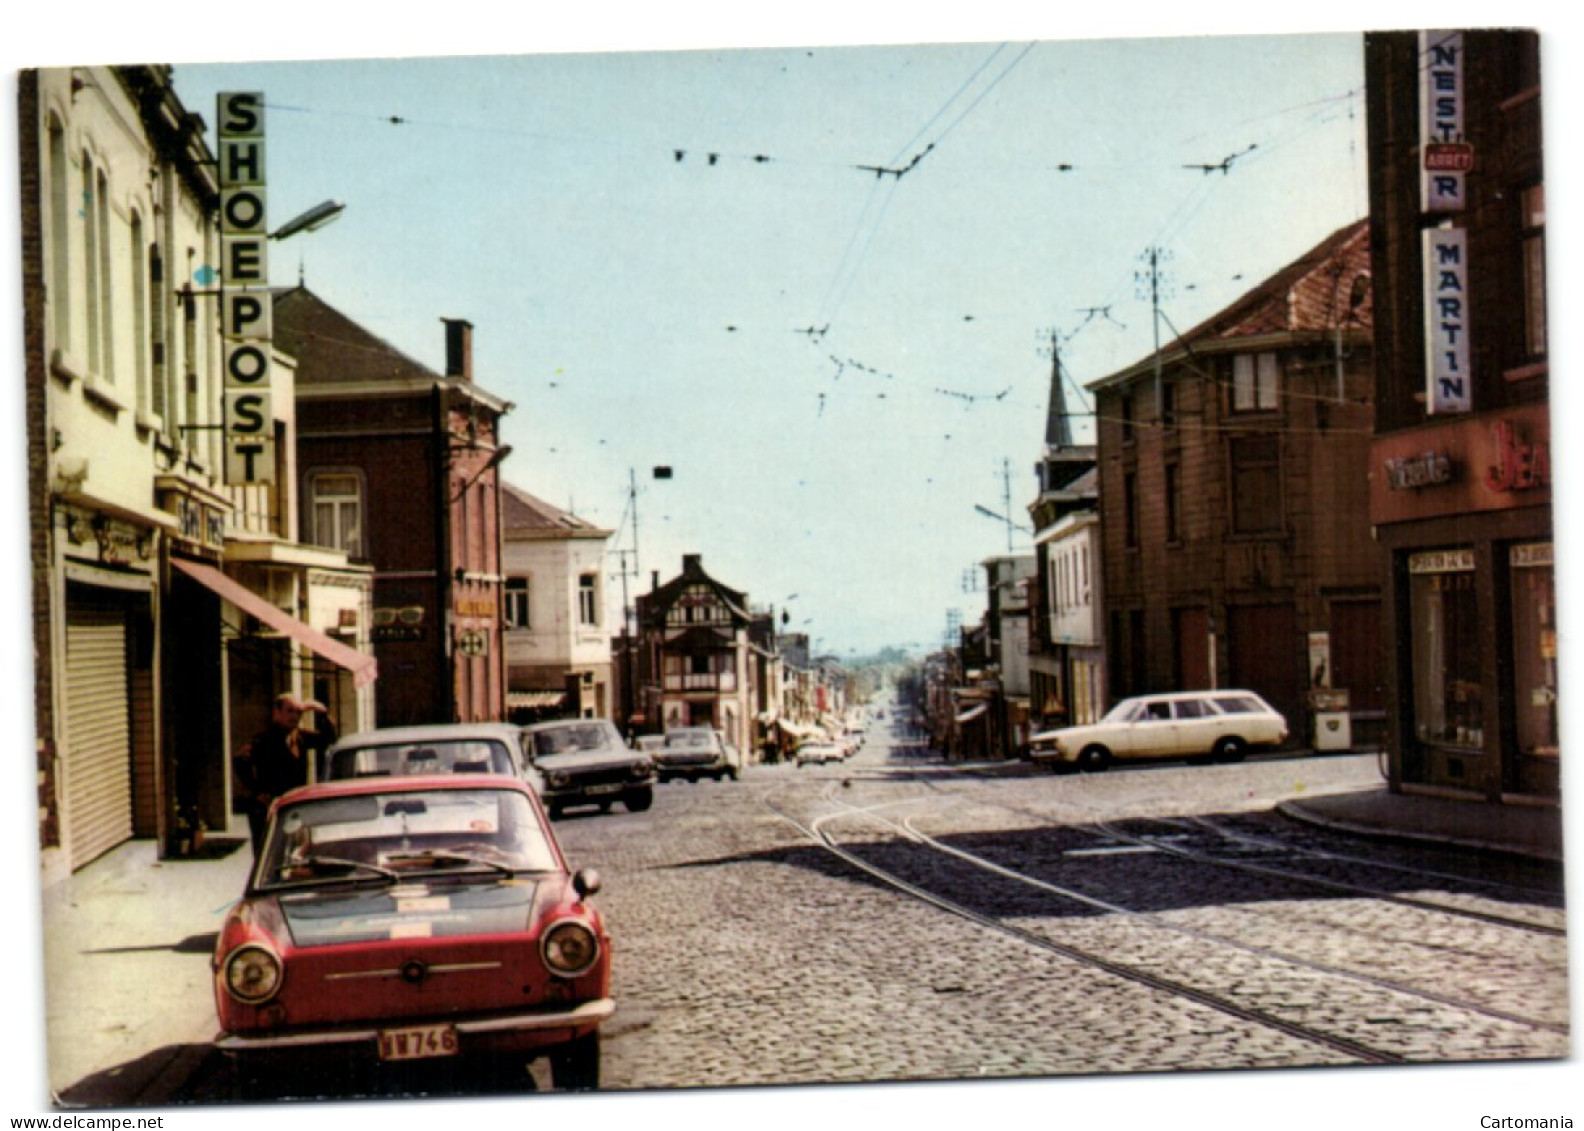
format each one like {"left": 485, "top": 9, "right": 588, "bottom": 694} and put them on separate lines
{"left": 443, "top": 318, "right": 473, "bottom": 382}
{"left": 683, "top": 554, "right": 702, "bottom": 574}
{"left": 651, "top": 571, "right": 659, "bottom": 592}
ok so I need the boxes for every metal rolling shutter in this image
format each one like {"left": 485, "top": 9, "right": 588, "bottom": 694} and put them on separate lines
{"left": 63, "top": 600, "right": 133, "bottom": 869}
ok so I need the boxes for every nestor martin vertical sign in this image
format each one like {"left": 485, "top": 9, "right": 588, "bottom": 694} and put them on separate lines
{"left": 1424, "top": 226, "right": 1471, "bottom": 413}
{"left": 217, "top": 91, "right": 274, "bottom": 484}
{"left": 1419, "top": 31, "right": 1466, "bottom": 213}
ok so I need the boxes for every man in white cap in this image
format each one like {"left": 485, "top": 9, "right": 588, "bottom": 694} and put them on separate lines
{"left": 236, "top": 693, "right": 338, "bottom": 854}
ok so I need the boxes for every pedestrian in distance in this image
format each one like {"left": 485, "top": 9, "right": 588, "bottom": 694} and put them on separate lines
{"left": 236, "top": 693, "right": 338, "bottom": 855}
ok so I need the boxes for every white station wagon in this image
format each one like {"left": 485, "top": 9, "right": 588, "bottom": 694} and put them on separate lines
{"left": 1028, "top": 690, "right": 1288, "bottom": 772}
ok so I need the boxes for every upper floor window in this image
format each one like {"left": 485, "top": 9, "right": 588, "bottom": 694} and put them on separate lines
{"left": 578, "top": 573, "right": 600, "bottom": 627}
{"left": 1165, "top": 462, "right": 1182, "bottom": 542}
{"left": 47, "top": 117, "right": 70, "bottom": 350}
{"left": 1232, "top": 352, "right": 1280, "bottom": 413}
{"left": 504, "top": 576, "right": 531, "bottom": 630}
{"left": 1230, "top": 435, "right": 1282, "bottom": 534}
{"left": 1521, "top": 183, "right": 1546, "bottom": 361}
{"left": 1123, "top": 472, "right": 1140, "bottom": 548}
{"left": 82, "top": 153, "right": 101, "bottom": 375}
{"left": 307, "top": 471, "right": 364, "bottom": 557}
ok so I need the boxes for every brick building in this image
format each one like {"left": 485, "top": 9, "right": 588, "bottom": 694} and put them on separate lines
{"left": 1364, "top": 30, "right": 1553, "bottom": 801}
{"left": 1091, "top": 221, "right": 1382, "bottom": 745}
{"left": 275, "top": 287, "right": 512, "bottom": 726}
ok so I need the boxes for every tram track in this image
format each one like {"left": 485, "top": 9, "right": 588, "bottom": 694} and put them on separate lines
{"left": 762, "top": 788, "right": 1407, "bottom": 1066}
{"left": 1098, "top": 813, "right": 1566, "bottom": 935}
{"left": 897, "top": 769, "right": 1566, "bottom": 937}
{"left": 760, "top": 777, "right": 1568, "bottom": 1066}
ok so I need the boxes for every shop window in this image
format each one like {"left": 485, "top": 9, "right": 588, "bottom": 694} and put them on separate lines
{"left": 1409, "top": 551, "right": 1483, "bottom": 748}
{"left": 1510, "top": 544, "right": 1557, "bottom": 758}
{"left": 1232, "top": 352, "right": 1281, "bottom": 413}
{"left": 1230, "top": 435, "right": 1282, "bottom": 534}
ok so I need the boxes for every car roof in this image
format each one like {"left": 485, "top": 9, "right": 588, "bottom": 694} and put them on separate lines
{"left": 281, "top": 772, "right": 532, "bottom": 805}
{"left": 1127, "top": 689, "right": 1267, "bottom": 703}
{"left": 522, "top": 717, "right": 617, "bottom": 733}
{"left": 328, "top": 722, "right": 524, "bottom": 750}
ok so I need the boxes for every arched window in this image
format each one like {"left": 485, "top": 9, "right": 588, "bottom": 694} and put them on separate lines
{"left": 47, "top": 115, "right": 69, "bottom": 350}
{"left": 81, "top": 151, "right": 100, "bottom": 374}
{"left": 131, "top": 211, "right": 148, "bottom": 412}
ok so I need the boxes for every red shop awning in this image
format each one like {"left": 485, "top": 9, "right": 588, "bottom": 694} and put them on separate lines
{"left": 172, "top": 558, "right": 378, "bottom": 688}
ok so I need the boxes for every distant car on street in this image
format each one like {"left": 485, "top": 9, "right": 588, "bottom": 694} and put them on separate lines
{"left": 794, "top": 741, "right": 845, "bottom": 767}
{"left": 321, "top": 722, "right": 541, "bottom": 793}
{"left": 212, "top": 774, "right": 611, "bottom": 1091}
{"left": 656, "top": 727, "right": 742, "bottom": 782}
{"left": 522, "top": 718, "right": 656, "bottom": 818}
{"left": 1028, "top": 690, "right": 1288, "bottom": 772}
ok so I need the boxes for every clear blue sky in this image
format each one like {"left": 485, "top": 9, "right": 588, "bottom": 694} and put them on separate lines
{"left": 158, "top": 32, "right": 1371, "bottom": 658}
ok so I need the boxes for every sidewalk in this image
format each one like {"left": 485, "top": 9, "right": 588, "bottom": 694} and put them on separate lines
{"left": 1278, "top": 784, "right": 1566, "bottom": 863}
{"left": 39, "top": 835, "right": 254, "bottom": 1107}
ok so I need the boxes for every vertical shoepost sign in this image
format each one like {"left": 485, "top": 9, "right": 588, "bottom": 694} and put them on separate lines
{"left": 217, "top": 92, "right": 275, "bottom": 484}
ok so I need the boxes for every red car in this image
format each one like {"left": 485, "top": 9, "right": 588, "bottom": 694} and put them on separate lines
{"left": 212, "top": 775, "right": 611, "bottom": 1091}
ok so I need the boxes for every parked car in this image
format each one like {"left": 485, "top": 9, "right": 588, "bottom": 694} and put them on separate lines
{"left": 521, "top": 718, "right": 656, "bottom": 818}
{"left": 212, "top": 775, "right": 611, "bottom": 1090}
{"left": 632, "top": 734, "right": 666, "bottom": 756}
{"left": 1028, "top": 690, "right": 1288, "bottom": 772}
{"left": 794, "top": 741, "right": 845, "bottom": 767}
{"left": 321, "top": 723, "right": 542, "bottom": 793}
{"left": 655, "top": 727, "right": 742, "bottom": 782}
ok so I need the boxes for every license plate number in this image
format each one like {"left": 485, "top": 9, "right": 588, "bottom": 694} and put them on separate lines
{"left": 378, "top": 1023, "right": 459, "bottom": 1061}
{"left": 584, "top": 783, "right": 623, "bottom": 795}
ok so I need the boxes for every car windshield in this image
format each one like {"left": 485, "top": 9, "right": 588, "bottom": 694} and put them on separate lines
{"left": 529, "top": 722, "right": 620, "bottom": 756}
{"left": 664, "top": 730, "right": 713, "bottom": 748}
{"left": 257, "top": 788, "right": 558, "bottom": 891}
{"left": 324, "top": 738, "right": 515, "bottom": 780}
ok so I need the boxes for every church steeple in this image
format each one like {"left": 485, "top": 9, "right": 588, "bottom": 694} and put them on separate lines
{"left": 1044, "top": 329, "right": 1073, "bottom": 451}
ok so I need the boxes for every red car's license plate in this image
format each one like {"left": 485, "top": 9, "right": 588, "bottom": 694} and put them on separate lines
{"left": 378, "top": 1023, "right": 459, "bottom": 1061}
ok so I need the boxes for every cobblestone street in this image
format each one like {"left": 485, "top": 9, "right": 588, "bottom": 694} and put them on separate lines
{"left": 553, "top": 734, "right": 1569, "bottom": 1092}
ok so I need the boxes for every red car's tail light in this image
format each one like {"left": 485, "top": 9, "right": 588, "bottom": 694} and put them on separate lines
{"left": 541, "top": 920, "right": 600, "bottom": 978}
{"left": 224, "top": 943, "right": 284, "bottom": 1004}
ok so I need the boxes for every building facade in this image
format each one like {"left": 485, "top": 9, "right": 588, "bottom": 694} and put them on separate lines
{"left": 1364, "top": 30, "right": 1553, "bottom": 801}
{"left": 633, "top": 554, "right": 757, "bottom": 755}
{"left": 276, "top": 288, "right": 511, "bottom": 727}
{"left": 499, "top": 483, "right": 614, "bottom": 721}
{"left": 1026, "top": 341, "right": 1102, "bottom": 732}
{"left": 1034, "top": 508, "right": 1106, "bottom": 729}
{"left": 22, "top": 68, "right": 375, "bottom": 881}
{"left": 1091, "top": 221, "right": 1382, "bottom": 745}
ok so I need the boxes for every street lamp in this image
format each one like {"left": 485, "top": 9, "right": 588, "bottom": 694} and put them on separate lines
{"left": 270, "top": 199, "right": 345, "bottom": 241}
{"left": 973, "top": 504, "right": 1032, "bottom": 551}
{"left": 268, "top": 200, "right": 345, "bottom": 287}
